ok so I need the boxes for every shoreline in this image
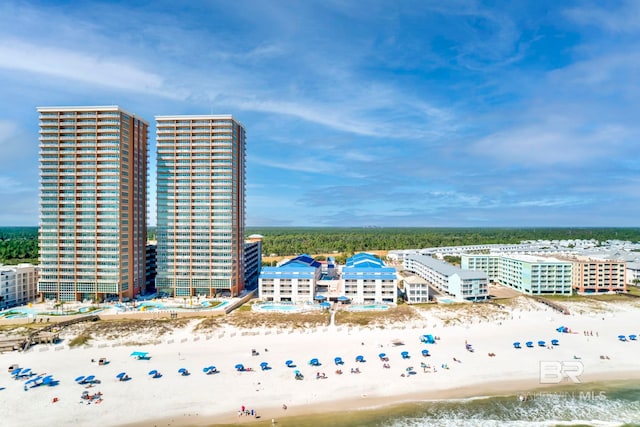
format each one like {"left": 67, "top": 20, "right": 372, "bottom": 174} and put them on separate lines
{"left": 121, "top": 371, "right": 640, "bottom": 427}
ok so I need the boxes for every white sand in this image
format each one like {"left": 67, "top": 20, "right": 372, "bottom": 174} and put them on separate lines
{"left": 1, "top": 300, "right": 640, "bottom": 427}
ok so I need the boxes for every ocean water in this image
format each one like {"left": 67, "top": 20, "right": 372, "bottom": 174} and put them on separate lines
{"left": 214, "top": 381, "right": 640, "bottom": 427}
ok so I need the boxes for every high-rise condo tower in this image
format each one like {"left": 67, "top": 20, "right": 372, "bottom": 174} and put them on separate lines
{"left": 37, "top": 106, "right": 148, "bottom": 302}
{"left": 155, "top": 115, "right": 246, "bottom": 297}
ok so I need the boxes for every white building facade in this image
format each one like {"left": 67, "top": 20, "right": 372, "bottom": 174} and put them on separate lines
{"left": 403, "top": 254, "right": 488, "bottom": 301}
{"left": 0, "top": 264, "right": 39, "bottom": 309}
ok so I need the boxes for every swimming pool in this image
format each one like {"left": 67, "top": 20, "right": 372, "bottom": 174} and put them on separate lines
{"left": 137, "top": 302, "right": 166, "bottom": 311}
{"left": 1, "top": 308, "right": 35, "bottom": 318}
{"left": 254, "top": 303, "right": 303, "bottom": 313}
{"left": 348, "top": 304, "right": 391, "bottom": 311}
{"left": 437, "top": 298, "right": 457, "bottom": 304}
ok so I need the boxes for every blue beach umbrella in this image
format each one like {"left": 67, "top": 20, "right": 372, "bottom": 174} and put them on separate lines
{"left": 74, "top": 375, "right": 85, "bottom": 383}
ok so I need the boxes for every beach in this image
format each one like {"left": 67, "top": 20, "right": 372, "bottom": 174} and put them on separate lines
{"left": 1, "top": 297, "right": 640, "bottom": 427}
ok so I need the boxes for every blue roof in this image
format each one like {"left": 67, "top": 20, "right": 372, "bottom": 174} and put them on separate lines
{"left": 345, "top": 253, "right": 385, "bottom": 268}
{"left": 259, "top": 254, "right": 321, "bottom": 280}
{"left": 281, "top": 254, "right": 322, "bottom": 268}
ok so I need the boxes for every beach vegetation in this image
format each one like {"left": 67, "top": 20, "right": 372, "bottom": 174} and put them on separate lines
{"left": 334, "top": 305, "right": 419, "bottom": 327}
{"left": 69, "top": 332, "right": 92, "bottom": 347}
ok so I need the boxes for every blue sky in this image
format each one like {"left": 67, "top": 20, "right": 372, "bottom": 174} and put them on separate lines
{"left": 0, "top": 0, "right": 639, "bottom": 227}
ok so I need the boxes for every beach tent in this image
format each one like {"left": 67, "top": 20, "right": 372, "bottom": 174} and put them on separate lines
{"left": 178, "top": 368, "right": 189, "bottom": 376}
{"left": 334, "top": 357, "right": 344, "bottom": 365}
{"left": 422, "top": 349, "right": 430, "bottom": 357}
{"left": 309, "top": 358, "right": 320, "bottom": 366}
{"left": 551, "top": 339, "right": 559, "bottom": 346}
{"left": 285, "top": 360, "right": 295, "bottom": 368}
{"left": 401, "top": 351, "right": 410, "bottom": 359}
{"left": 260, "top": 362, "right": 270, "bottom": 371}
{"left": 148, "top": 370, "right": 159, "bottom": 377}
{"left": 538, "top": 341, "right": 546, "bottom": 347}
{"left": 556, "top": 326, "right": 569, "bottom": 333}
{"left": 630, "top": 335, "right": 637, "bottom": 341}
{"left": 513, "top": 342, "right": 521, "bottom": 349}
{"left": 355, "top": 355, "right": 365, "bottom": 363}
{"left": 618, "top": 335, "right": 627, "bottom": 342}
{"left": 420, "top": 334, "right": 436, "bottom": 344}
{"left": 378, "top": 353, "right": 387, "bottom": 360}
{"left": 130, "top": 351, "right": 150, "bottom": 360}
{"left": 235, "top": 364, "right": 245, "bottom": 371}
{"left": 526, "top": 341, "right": 534, "bottom": 348}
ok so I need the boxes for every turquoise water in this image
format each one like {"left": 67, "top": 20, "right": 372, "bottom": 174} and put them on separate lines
{"left": 212, "top": 380, "right": 640, "bottom": 427}
{"left": 348, "top": 304, "right": 390, "bottom": 311}
{"left": 137, "top": 302, "right": 166, "bottom": 310}
{"left": 1, "top": 308, "right": 34, "bottom": 318}
{"left": 256, "top": 304, "right": 302, "bottom": 312}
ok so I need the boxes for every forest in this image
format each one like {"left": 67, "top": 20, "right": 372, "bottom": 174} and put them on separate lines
{"left": 1, "top": 226, "right": 640, "bottom": 265}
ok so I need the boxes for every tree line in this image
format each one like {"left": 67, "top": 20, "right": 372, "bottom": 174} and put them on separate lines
{"left": 2, "top": 226, "right": 640, "bottom": 265}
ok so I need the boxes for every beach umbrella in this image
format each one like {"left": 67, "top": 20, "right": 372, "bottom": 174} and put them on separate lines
{"left": 202, "top": 367, "right": 211, "bottom": 373}
{"left": 337, "top": 296, "right": 349, "bottom": 302}
{"left": 320, "top": 301, "right": 331, "bottom": 308}
{"left": 148, "top": 370, "right": 158, "bottom": 376}
{"left": 314, "top": 295, "right": 326, "bottom": 300}
{"left": 42, "top": 375, "right": 53, "bottom": 385}
{"left": 74, "top": 375, "right": 85, "bottom": 383}
{"left": 20, "top": 368, "right": 31, "bottom": 376}
{"left": 85, "top": 375, "right": 95, "bottom": 383}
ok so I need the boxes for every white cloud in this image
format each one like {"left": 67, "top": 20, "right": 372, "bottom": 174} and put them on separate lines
{"left": 0, "top": 40, "right": 184, "bottom": 99}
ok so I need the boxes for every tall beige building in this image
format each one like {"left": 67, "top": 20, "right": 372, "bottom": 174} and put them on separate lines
{"left": 155, "top": 115, "right": 246, "bottom": 297}
{"left": 37, "top": 106, "right": 148, "bottom": 302}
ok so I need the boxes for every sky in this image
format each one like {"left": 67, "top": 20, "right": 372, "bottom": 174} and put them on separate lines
{"left": 0, "top": 0, "right": 639, "bottom": 227}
